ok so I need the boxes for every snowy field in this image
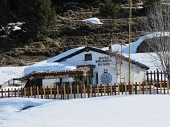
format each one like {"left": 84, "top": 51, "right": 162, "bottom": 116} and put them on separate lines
{"left": 1, "top": 95, "right": 170, "bottom": 127}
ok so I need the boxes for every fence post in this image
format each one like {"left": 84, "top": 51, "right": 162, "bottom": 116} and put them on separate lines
{"left": 138, "top": 82, "right": 141, "bottom": 94}
{"left": 97, "top": 84, "right": 99, "bottom": 96}
{"left": 73, "top": 85, "right": 76, "bottom": 99}
{"left": 104, "top": 84, "right": 106, "bottom": 96}
{"left": 121, "top": 83, "right": 124, "bottom": 95}
{"left": 60, "top": 85, "right": 63, "bottom": 100}
{"left": 21, "top": 88, "right": 23, "bottom": 97}
{"left": 87, "top": 85, "right": 90, "bottom": 98}
{"left": 164, "top": 80, "right": 166, "bottom": 94}
{"left": 67, "top": 85, "right": 69, "bottom": 99}
{"left": 70, "top": 85, "right": 72, "bottom": 99}
{"left": 8, "top": 88, "right": 10, "bottom": 98}
{"left": 37, "top": 86, "right": 39, "bottom": 98}
{"left": 149, "top": 82, "right": 151, "bottom": 94}
{"left": 43, "top": 86, "right": 46, "bottom": 99}
{"left": 152, "top": 82, "right": 155, "bottom": 94}
{"left": 117, "top": 83, "right": 120, "bottom": 95}
{"left": 146, "top": 82, "right": 148, "bottom": 94}
{"left": 53, "top": 86, "right": 56, "bottom": 99}
{"left": 100, "top": 84, "right": 102, "bottom": 96}
{"left": 5, "top": 89, "right": 6, "bottom": 98}
{"left": 50, "top": 86, "right": 52, "bottom": 99}
{"left": 128, "top": 82, "right": 131, "bottom": 94}
{"left": 14, "top": 88, "right": 16, "bottom": 97}
{"left": 63, "top": 85, "right": 66, "bottom": 100}
{"left": 47, "top": 86, "right": 49, "bottom": 99}
{"left": 107, "top": 84, "right": 109, "bottom": 96}
{"left": 156, "top": 82, "right": 158, "bottom": 94}
{"left": 77, "top": 85, "right": 79, "bottom": 98}
{"left": 83, "top": 84, "right": 86, "bottom": 98}
{"left": 27, "top": 87, "right": 30, "bottom": 98}
{"left": 30, "top": 87, "right": 32, "bottom": 98}
{"left": 110, "top": 84, "right": 113, "bottom": 95}
{"left": 57, "top": 85, "right": 59, "bottom": 99}
{"left": 142, "top": 82, "right": 144, "bottom": 94}
{"left": 94, "top": 84, "right": 96, "bottom": 97}
{"left": 135, "top": 82, "right": 137, "bottom": 94}
{"left": 114, "top": 83, "right": 116, "bottom": 95}
{"left": 167, "top": 80, "right": 169, "bottom": 94}
{"left": 18, "top": 88, "right": 20, "bottom": 97}
{"left": 1, "top": 89, "right": 3, "bottom": 98}
{"left": 24, "top": 88, "right": 26, "bottom": 97}
{"left": 124, "top": 82, "right": 127, "bottom": 95}
{"left": 40, "top": 86, "right": 43, "bottom": 99}
{"left": 90, "top": 84, "right": 93, "bottom": 97}
{"left": 11, "top": 88, "right": 13, "bottom": 98}
{"left": 160, "top": 81, "right": 162, "bottom": 94}
{"left": 34, "top": 87, "right": 36, "bottom": 98}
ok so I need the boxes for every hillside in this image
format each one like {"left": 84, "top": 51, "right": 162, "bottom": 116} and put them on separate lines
{"left": 0, "top": 1, "right": 146, "bottom": 66}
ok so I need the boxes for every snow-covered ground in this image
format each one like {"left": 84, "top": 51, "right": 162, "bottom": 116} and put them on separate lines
{"left": 1, "top": 95, "right": 170, "bottom": 127}
{"left": 0, "top": 32, "right": 169, "bottom": 127}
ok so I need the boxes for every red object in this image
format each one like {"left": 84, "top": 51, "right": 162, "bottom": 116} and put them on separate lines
{"left": 150, "top": 82, "right": 152, "bottom": 94}
{"left": 128, "top": 82, "right": 131, "bottom": 94}
{"left": 94, "top": 84, "right": 96, "bottom": 97}
{"left": 40, "top": 86, "right": 43, "bottom": 99}
{"left": 156, "top": 82, "right": 158, "bottom": 94}
{"left": 8, "top": 88, "right": 10, "bottom": 98}
{"left": 67, "top": 85, "right": 69, "bottom": 99}
{"left": 53, "top": 86, "right": 56, "bottom": 99}
{"left": 142, "top": 82, "right": 144, "bottom": 94}
{"left": 87, "top": 85, "right": 90, "bottom": 98}
{"left": 60, "top": 85, "right": 63, "bottom": 99}
{"left": 114, "top": 83, "right": 116, "bottom": 95}
{"left": 47, "top": 86, "right": 49, "bottom": 99}
{"left": 14, "top": 88, "right": 16, "bottom": 97}
{"left": 100, "top": 84, "right": 102, "bottom": 96}
{"left": 107, "top": 84, "right": 109, "bottom": 96}
{"left": 1, "top": 89, "right": 3, "bottom": 98}
{"left": 34, "top": 87, "right": 36, "bottom": 98}
{"left": 27, "top": 87, "right": 29, "bottom": 98}
{"left": 164, "top": 81, "right": 166, "bottom": 94}
{"left": 121, "top": 83, "right": 124, "bottom": 95}
{"left": 135, "top": 82, "right": 137, "bottom": 94}
{"left": 80, "top": 85, "right": 83, "bottom": 98}
{"left": 74, "top": 85, "right": 76, "bottom": 99}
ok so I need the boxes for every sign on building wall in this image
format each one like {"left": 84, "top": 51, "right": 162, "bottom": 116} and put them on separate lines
{"left": 100, "top": 69, "right": 112, "bottom": 84}
{"left": 95, "top": 56, "right": 112, "bottom": 66}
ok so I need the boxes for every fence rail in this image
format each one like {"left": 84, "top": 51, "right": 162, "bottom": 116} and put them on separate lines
{"left": 0, "top": 81, "right": 170, "bottom": 99}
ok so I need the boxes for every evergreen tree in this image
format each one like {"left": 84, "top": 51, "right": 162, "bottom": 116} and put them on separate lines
{"left": 0, "top": 0, "right": 16, "bottom": 41}
{"left": 18, "top": 0, "right": 56, "bottom": 39}
{"left": 100, "top": 0, "right": 118, "bottom": 19}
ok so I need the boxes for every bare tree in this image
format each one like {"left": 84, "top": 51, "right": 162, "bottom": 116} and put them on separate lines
{"left": 141, "top": 3, "right": 170, "bottom": 80}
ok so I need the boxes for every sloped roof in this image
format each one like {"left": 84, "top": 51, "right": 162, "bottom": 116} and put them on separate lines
{"left": 55, "top": 46, "right": 149, "bottom": 70}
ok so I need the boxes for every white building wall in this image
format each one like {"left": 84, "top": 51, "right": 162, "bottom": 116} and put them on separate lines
{"left": 119, "top": 60, "right": 146, "bottom": 83}
{"left": 66, "top": 51, "right": 117, "bottom": 84}
{"left": 55, "top": 50, "right": 146, "bottom": 84}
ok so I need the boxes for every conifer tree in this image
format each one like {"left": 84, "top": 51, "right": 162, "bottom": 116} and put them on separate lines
{"left": 18, "top": 0, "right": 56, "bottom": 39}
{"left": 100, "top": 0, "right": 118, "bottom": 19}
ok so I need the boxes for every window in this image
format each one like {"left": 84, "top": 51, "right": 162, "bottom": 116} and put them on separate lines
{"left": 85, "top": 54, "right": 92, "bottom": 61}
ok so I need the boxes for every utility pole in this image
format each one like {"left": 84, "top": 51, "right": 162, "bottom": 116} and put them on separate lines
{"left": 128, "top": 0, "right": 132, "bottom": 83}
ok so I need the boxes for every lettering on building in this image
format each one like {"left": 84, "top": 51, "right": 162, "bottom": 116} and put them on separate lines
{"left": 95, "top": 56, "right": 112, "bottom": 66}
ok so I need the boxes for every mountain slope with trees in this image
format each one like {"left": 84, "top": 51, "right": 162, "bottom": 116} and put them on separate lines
{"left": 0, "top": 0, "right": 161, "bottom": 66}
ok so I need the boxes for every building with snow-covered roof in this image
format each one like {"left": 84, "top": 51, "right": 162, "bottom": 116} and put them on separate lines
{"left": 22, "top": 46, "right": 149, "bottom": 87}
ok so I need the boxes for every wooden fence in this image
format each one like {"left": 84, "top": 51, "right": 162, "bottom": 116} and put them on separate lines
{"left": 0, "top": 81, "right": 170, "bottom": 99}
{"left": 146, "top": 70, "right": 167, "bottom": 83}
